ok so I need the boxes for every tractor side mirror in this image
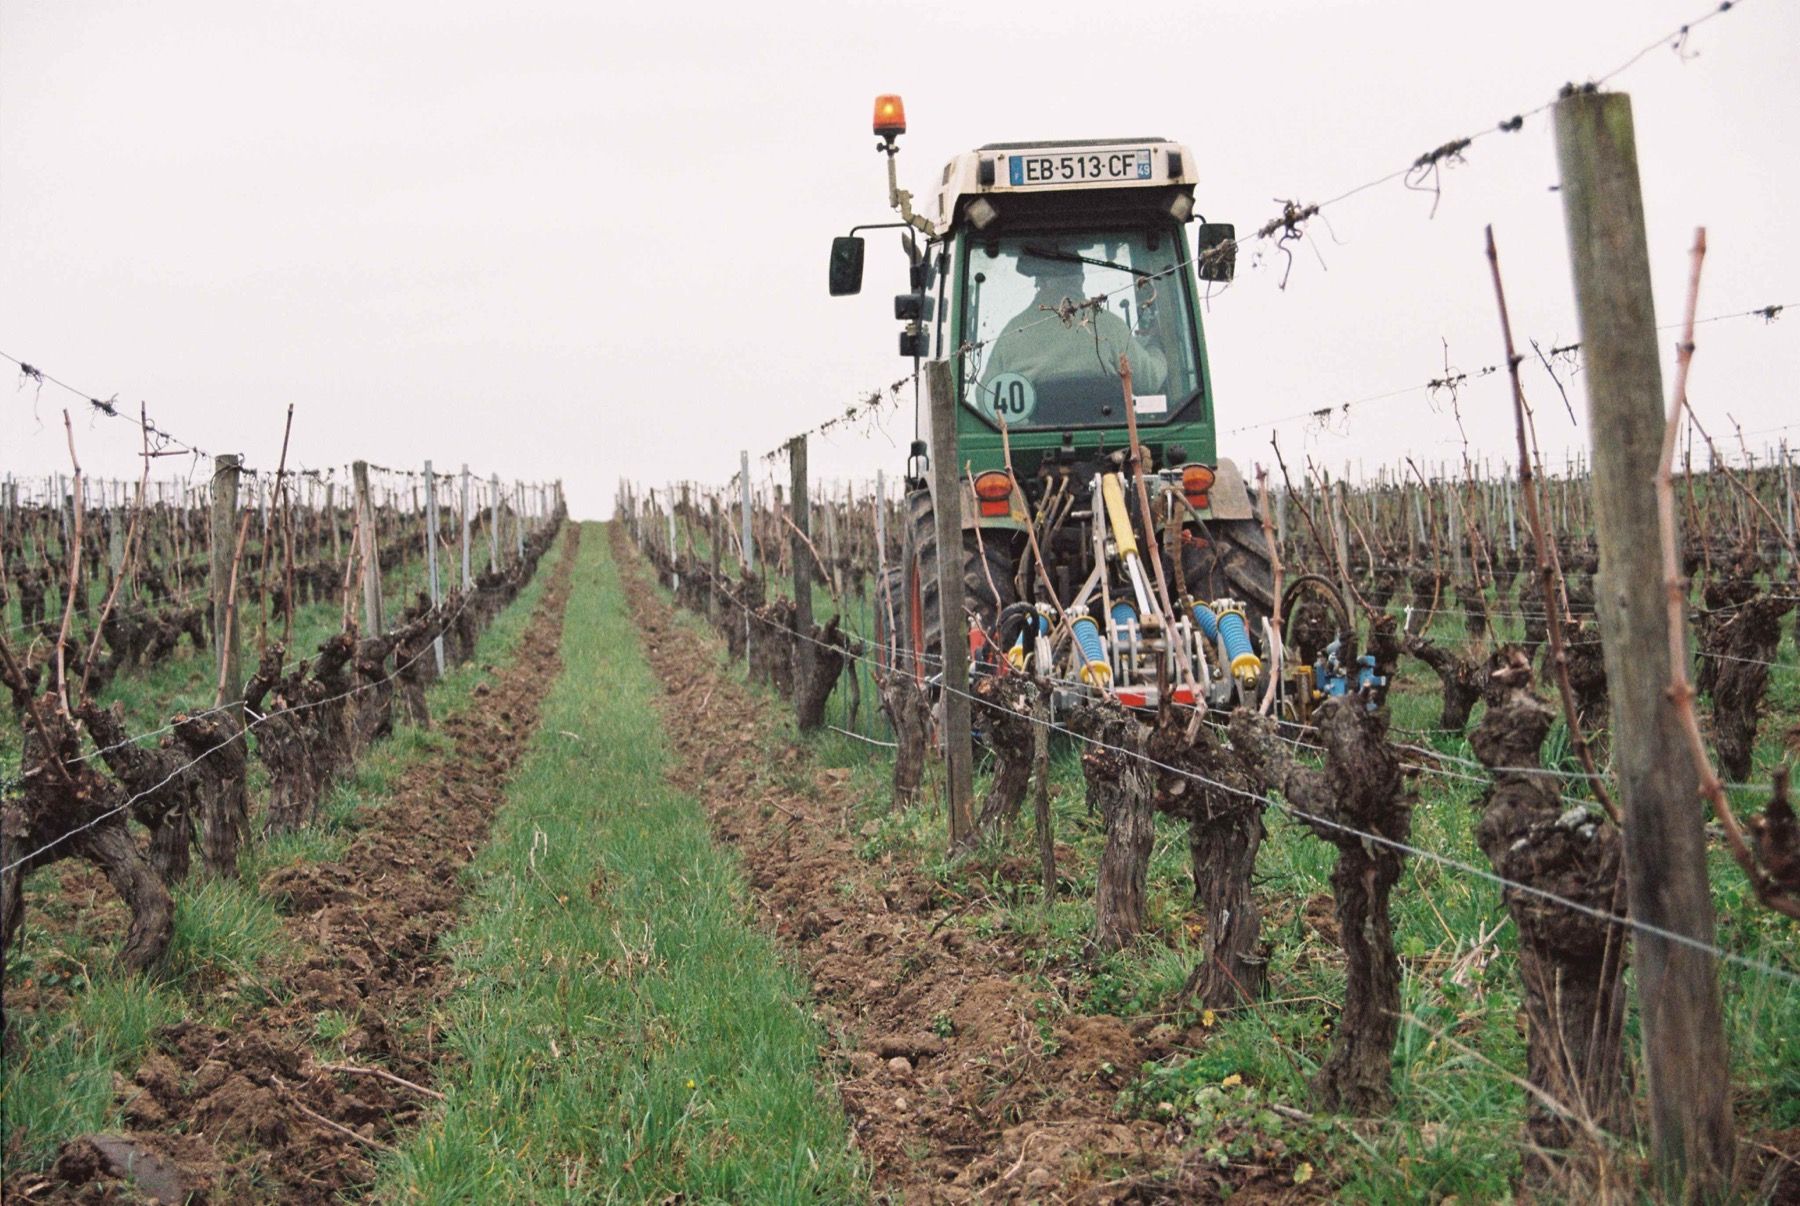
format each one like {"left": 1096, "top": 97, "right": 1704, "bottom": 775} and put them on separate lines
{"left": 1195, "top": 223, "right": 1236, "bottom": 283}
{"left": 828, "top": 236, "right": 866, "bottom": 296}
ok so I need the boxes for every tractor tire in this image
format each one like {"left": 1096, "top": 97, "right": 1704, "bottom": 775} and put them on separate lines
{"left": 1183, "top": 507, "right": 1276, "bottom": 636}
{"left": 906, "top": 488, "right": 1017, "bottom": 678}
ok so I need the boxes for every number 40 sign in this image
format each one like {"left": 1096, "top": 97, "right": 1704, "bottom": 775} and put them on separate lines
{"left": 979, "top": 373, "right": 1037, "bottom": 424}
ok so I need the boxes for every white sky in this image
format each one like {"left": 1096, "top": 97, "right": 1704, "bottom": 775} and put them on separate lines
{"left": 3, "top": 0, "right": 1796, "bottom": 518}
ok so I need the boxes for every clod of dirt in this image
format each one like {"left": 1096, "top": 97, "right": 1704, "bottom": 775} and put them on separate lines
{"left": 872, "top": 1034, "right": 946, "bottom": 1061}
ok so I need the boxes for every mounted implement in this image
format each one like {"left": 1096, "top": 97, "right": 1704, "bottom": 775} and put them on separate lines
{"left": 832, "top": 96, "right": 1278, "bottom": 711}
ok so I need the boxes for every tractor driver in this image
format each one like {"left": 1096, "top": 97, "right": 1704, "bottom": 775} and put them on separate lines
{"left": 978, "top": 252, "right": 1169, "bottom": 412}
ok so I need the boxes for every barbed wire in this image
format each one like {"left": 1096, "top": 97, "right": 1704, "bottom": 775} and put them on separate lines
{"left": 1228, "top": 302, "right": 1791, "bottom": 436}
{"left": 742, "top": 0, "right": 1762, "bottom": 471}
{"left": 3, "top": 349, "right": 222, "bottom": 468}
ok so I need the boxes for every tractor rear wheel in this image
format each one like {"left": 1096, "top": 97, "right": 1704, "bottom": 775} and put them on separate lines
{"left": 906, "top": 488, "right": 1017, "bottom": 678}
{"left": 1182, "top": 505, "right": 1276, "bottom": 636}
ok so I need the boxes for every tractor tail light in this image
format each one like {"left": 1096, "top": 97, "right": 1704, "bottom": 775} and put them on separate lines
{"left": 974, "top": 470, "right": 1012, "bottom": 518}
{"left": 873, "top": 94, "right": 907, "bottom": 138}
{"left": 1182, "top": 464, "right": 1216, "bottom": 510}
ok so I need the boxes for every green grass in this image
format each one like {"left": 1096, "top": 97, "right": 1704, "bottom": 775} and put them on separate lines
{"left": 0, "top": 530, "right": 566, "bottom": 1174}
{"left": 0, "top": 977, "right": 186, "bottom": 1166}
{"left": 380, "top": 524, "right": 862, "bottom": 1204}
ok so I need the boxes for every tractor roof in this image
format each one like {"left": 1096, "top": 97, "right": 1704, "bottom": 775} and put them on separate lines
{"left": 930, "top": 137, "right": 1198, "bottom": 237}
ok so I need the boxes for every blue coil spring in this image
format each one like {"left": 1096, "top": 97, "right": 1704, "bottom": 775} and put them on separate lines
{"left": 1071, "top": 615, "right": 1107, "bottom": 665}
{"left": 1217, "top": 609, "right": 1254, "bottom": 666}
{"left": 1110, "top": 601, "right": 1137, "bottom": 632}
{"left": 1191, "top": 603, "right": 1220, "bottom": 641}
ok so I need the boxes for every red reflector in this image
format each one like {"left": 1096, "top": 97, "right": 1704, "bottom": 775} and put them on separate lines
{"left": 978, "top": 499, "right": 1009, "bottom": 517}
{"left": 1116, "top": 690, "right": 1148, "bottom": 708}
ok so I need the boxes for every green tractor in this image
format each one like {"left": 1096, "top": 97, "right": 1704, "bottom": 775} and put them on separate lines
{"left": 830, "top": 94, "right": 1277, "bottom": 711}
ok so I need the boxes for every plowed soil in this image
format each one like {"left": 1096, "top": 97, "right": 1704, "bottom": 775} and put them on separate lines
{"left": 614, "top": 527, "right": 1306, "bottom": 1204}
{"left": 13, "top": 526, "right": 578, "bottom": 1205}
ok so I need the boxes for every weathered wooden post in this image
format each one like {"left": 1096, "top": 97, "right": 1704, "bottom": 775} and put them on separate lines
{"left": 209, "top": 454, "right": 243, "bottom": 704}
{"left": 739, "top": 451, "right": 755, "bottom": 573}
{"left": 708, "top": 495, "right": 723, "bottom": 623}
{"left": 424, "top": 460, "right": 445, "bottom": 675}
{"left": 515, "top": 480, "right": 526, "bottom": 564}
{"left": 788, "top": 436, "right": 819, "bottom": 728}
{"left": 352, "top": 460, "right": 383, "bottom": 634}
{"left": 926, "top": 361, "right": 975, "bottom": 847}
{"left": 488, "top": 473, "right": 501, "bottom": 570}
{"left": 1275, "top": 484, "right": 1288, "bottom": 560}
{"left": 1555, "top": 87, "right": 1733, "bottom": 1196}
{"left": 873, "top": 469, "right": 887, "bottom": 577}
{"left": 459, "top": 464, "right": 472, "bottom": 590}
{"left": 740, "top": 451, "right": 754, "bottom": 671}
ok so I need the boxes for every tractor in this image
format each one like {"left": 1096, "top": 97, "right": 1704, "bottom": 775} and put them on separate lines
{"left": 828, "top": 94, "right": 1286, "bottom": 712}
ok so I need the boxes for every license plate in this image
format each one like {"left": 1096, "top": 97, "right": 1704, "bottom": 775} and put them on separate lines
{"left": 1008, "top": 148, "right": 1153, "bottom": 187}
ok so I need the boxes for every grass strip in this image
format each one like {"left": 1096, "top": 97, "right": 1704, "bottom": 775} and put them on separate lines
{"left": 1, "top": 531, "right": 566, "bottom": 1172}
{"left": 380, "top": 523, "right": 862, "bottom": 1204}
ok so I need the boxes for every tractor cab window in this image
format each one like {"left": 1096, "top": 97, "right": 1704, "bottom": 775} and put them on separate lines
{"left": 961, "top": 230, "right": 1201, "bottom": 429}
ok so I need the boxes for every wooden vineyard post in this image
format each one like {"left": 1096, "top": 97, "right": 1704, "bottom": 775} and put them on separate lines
{"left": 325, "top": 481, "right": 340, "bottom": 565}
{"left": 927, "top": 360, "right": 975, "bottom": 848}
{"left": 424, "top": 460, "right": 445, "bottom": 675}
{"left": 352, "top": 460, "right": 383, "bottom": 635}
{"left": 488, "top": 473, "right": 501, "bottom": 571}
{"left": 874, "top": 469, "right": 887, "bottom": 580}
{"left": 1332, "top": 480, "right": 1353, "bottom": 605}
{"left": 788, "top": 436, "right": 820, "bottom": 730}
{"left": 740, "top": 450, "right": 754, "bottom": 672}
{"left": 1554, "top": 87, "right": 1733, "bottom": 1195}
{"left": 1275, "top": 484, "right": 1288, "bottom": 560}
{"left": 1783, "top": 439, "right": 1795, "bottom": 550}
{"left": 209, "top": 454, "right": 243, "bottom": 706}
{"left": 665, "top": 484, "right": 679, "bottom": 593}
{"left": 1504, "top": 469, "right": 1518, "bottom": 551}
{"left": 709, "top": 495, "right": 723, "bottom": 624}
{"left": 515, "top": 480, "right": 526, "bottom": 564}
{"left": 459, "top": 464, "right": 472, "bottom": 590}
{"left": 739, "top": 451, "right": 755, "bottom": 573}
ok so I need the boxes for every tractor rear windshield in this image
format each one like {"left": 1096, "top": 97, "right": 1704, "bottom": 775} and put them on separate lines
{"left": 961, "top": 230, "right": 1202, "bottom": 430}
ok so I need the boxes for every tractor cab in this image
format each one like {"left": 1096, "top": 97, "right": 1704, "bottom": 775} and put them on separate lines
{"left": 935, "top": 140, "right": 1235, "bottom": 457}
{"left": 829, "top": 97, "right": 1286, "bottom": 715}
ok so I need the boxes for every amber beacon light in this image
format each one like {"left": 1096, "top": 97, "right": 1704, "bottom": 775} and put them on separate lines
{"left": 873, "top": 94, "right": 907, "bottom": 139}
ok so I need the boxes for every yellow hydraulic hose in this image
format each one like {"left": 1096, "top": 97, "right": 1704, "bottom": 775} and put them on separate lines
{"left": 1100, "top": 474, "right": 1137, "bottom": 559}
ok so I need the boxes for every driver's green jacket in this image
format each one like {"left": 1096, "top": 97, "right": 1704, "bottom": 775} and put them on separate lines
{"left": 979, "top": 290, "right": 1169, "bottom": 397}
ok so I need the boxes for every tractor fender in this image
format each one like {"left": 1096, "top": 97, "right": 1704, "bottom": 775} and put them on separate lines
{"left": 1203, "top": 458, "right": 1255, "bottom": 521}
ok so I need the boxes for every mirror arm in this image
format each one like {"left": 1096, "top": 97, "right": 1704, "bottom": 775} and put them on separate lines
{"left": 883, "top": 146, "right": 935, "bottom": 237}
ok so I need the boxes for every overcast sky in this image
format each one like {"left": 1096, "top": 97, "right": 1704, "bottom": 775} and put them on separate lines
{"left": 3, "top": 0, "right": 1796, "bottom": 517}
